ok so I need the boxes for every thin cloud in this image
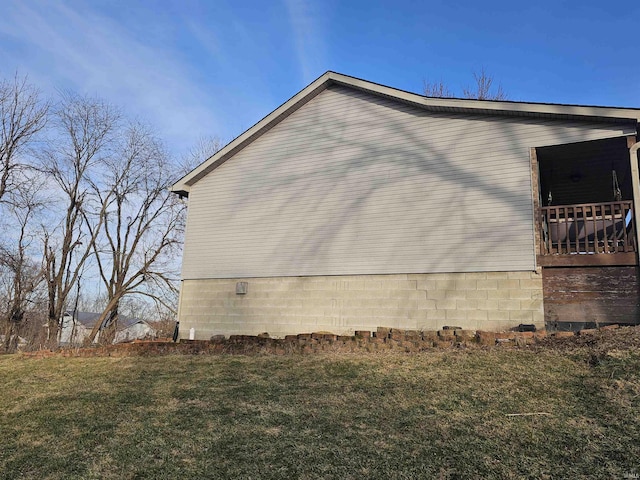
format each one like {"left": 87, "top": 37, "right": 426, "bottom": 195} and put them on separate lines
{"left": 184, "top": 18, "right": 221, "bottom": 60}
{"left": 283, "top": 0, "right": 327, "bottom": 84}
{"left": 0, "top": 1, "right": 221, "bottom": 156}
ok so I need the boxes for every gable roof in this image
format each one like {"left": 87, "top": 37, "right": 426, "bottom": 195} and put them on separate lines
{"left": 171, "top": 71, "right": 640, "bottom": 197}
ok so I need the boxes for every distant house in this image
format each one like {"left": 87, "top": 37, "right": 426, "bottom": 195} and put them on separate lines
{"left": 0, "top": 335, "right": 27, "bottom": 350}
{"left": 59, "top": 311, "right": 156, "bottom": 345}
{"left": 172, "top": 71, "right": 640, "bottom": 339}
{"left": 113, "top": 316, "right": 157, "bottom": 344}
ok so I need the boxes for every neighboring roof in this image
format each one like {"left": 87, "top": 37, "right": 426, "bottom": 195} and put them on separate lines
{"left": 172, "top": 71, "right": 640, "bottom": 197}
{"left": 65, "top": 311, "right": 147, "bottom": 330}
{"left": 73, "top": 311, "right": 101, "bottom": 327}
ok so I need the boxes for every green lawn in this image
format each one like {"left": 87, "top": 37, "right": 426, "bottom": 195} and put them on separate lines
{"left": 1, "top": 347, "right": 639, "bottom": 479}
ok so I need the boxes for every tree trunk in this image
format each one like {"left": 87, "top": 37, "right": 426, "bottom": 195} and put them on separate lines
{"left": 47, "top": 313, "right": 60, "bottom": 349}
{"left": 99, "top": 308, "right": 118, "bottom": 345}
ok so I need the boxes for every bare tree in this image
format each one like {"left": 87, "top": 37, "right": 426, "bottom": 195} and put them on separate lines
{"left": 424, "top": 68, "right": 508, "bottom": 100}
{"left": 39, "top": 92, "right": 119, "bottom": 345}
{"left": 0, "top": 74, "right": 212, "bottom": 350}
{"left": 462, "top": 68, "right": 507, "bottom": 101}
{"left": 423, "top": 80, "right": 454, "bottom": 98}
{"left": 0, "top": 74, "right": 48, "bottom": 202}
{"left": 0, "top": 175, "right": 45, "bottom": 352}
{"left": 182, "top": 135, "right": 224, "bottom": 173}
{"left": 83, "top": 122, "right": 186, "bottom": 344}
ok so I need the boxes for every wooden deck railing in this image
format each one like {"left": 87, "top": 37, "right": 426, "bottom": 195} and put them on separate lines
{"left": 539, "top": 201, "right": 636, "bottom": 256}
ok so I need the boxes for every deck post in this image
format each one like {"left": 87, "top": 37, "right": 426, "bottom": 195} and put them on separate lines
{"left": 629, "top": 137, "right": 640, "bottom": 265}
{"left": 530, "top": 148, "right": 541, "bottom": 262}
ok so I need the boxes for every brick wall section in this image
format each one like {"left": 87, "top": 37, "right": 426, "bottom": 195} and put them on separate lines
{"left": 178, "top": 271, "right": 544, "bottom": 340}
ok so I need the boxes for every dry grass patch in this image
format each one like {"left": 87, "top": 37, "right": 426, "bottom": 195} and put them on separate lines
{"left": 0, "top": 347, "right": 639, "bottom": 479}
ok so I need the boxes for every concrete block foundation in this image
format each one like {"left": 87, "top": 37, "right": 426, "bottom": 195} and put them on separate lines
{"left": 177, "top": 272, "right": 544, "bottom": 340}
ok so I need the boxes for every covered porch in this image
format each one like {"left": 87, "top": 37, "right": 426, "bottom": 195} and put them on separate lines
{"left": 535, "top": 136, "right": 638, "bottom": 267}
{"left": 533, "top": 135, "right": 640, "bottom": 330}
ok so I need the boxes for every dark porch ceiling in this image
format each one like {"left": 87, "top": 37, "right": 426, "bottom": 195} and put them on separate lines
{"left": 537, "top": 136, "right": 632, "bottom": 206}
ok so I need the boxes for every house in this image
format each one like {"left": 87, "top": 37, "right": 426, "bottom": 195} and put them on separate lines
{"left": 59, "top": 311, "right": 156, "bottom": 345}
{"left": 0, "top": 335, "right": 27, "bottom": 350}
{"left": 113, "top": 316, "right": 157, "bottom": 344}
{"left": 172, "top": 71, "right": 640, "bottom": 339}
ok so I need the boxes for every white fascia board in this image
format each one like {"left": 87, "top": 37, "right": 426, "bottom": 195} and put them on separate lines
{"left": 172, "top": 71, "right": 640, "bottom": 196}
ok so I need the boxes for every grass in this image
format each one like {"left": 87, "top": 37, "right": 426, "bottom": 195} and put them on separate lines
{"left": 0, "top": 348, "right": 639, "bottom": 479}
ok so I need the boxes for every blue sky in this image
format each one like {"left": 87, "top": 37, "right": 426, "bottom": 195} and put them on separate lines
{"left": 1, "top": 0, "right": 638, "bottom": 157}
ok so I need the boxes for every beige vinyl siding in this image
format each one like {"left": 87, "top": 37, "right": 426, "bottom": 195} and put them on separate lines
{"left": 182, "top": 85, "right": 635, "bottom": 279}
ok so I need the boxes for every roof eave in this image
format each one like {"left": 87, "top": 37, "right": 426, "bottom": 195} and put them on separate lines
{"left": 327, "top": 71, "right": 640, "bottom": 122}
{"left": 171, "top": 71, "right": 640, "bottom": 194}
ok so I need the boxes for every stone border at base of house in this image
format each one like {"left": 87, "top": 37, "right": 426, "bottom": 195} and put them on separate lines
{"left": 19, "top": 324, "right": 623, "bottom": 358}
